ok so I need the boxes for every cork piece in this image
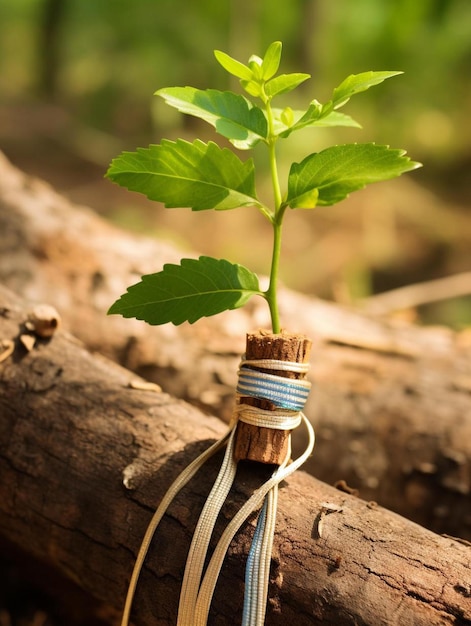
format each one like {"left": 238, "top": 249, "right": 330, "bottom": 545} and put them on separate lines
{"left": 233, "top": 329, "right": 312, "bottom": 465}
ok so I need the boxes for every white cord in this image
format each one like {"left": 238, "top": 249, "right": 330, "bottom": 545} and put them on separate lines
{"left": 193, "top": 414, "right": 315, "bottom": 626}
{"left": 120, "top": 429, "right": 233, "bottom": 626}
{"left": 120, "top": 356, "right": 314, "bottom": 626}
{"left": 243, "top": 454, "right": 287, "bottom": 626}
{"left": 177, "top": 428, "right": 238, "bottom": 625}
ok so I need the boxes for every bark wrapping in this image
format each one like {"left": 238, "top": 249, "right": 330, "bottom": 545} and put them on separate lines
{"left": 234, "top": 330, "right": 311, "bottom": 464}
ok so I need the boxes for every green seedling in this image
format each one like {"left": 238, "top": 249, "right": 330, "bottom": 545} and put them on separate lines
{"left": 107, "top": 41, "right": 421, "bottom": 333}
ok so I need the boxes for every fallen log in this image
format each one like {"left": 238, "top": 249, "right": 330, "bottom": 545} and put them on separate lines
{"left": 0, "top": 285, "right": 470, "bottom": 625}
{"left": 0, "top": 150, "right": 471, "bottom": 540}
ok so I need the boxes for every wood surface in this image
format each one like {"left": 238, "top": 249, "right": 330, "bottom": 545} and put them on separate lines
{"left": 0, "top": 285, "right": 470, "bottom": 625}
{"left": 0, "top": 150, "right": 470, "bottom": 541}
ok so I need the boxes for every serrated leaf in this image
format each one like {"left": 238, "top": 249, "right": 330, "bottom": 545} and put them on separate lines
{"left": 156, "top": 87, "right": 267, "bottom": 149}
{"left": 106, "top": 139, "right": 260, "bottom": 211}
{"left": 331, "top": 71, "right": 402, "bottom": 109}
{"left": 286, "top": 143, "right": 422, "bottom": 209}
{"left": 108, "top": 256, "right": 262, "bottom": 325}
{"left": 214, "top": 50, "right": 252, "bottom": 80}
{"left": 265, "top": 73, "right": 310, "bottom": 98}
{"left": 261, "top": 41, "right": 282, "bottom": 80}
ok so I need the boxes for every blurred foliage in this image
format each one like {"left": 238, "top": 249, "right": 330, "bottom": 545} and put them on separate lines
{"left": 1, "top": 0, "right": 470, "bottom": 159}
{"left": 0, "top": 0, "right": 470, "bottom": 327}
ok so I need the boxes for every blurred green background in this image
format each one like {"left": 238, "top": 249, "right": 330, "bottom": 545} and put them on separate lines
{"left": 1, "top": 0, "right": 470, "bottom": 328}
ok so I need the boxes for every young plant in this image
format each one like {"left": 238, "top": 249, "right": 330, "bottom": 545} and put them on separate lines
{"left": 107, "top": 42, "right": 421, "bottom": 333}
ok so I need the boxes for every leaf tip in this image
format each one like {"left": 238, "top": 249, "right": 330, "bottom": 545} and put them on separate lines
{"left": 409, "top": 159, "right": 423, "bottom": 171}
{"left": 105, "top": 161, "right": 118, "bottom": 182}
{"left": 107, "top": 300, "right": 121, "bottom": 315}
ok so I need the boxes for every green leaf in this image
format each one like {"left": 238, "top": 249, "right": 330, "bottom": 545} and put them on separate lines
{"left": 276, "top": 100, "right": 322, "bottom": 135}
{"left": 331, "top": 71, "right": 403, "bottom": 109}
{"left": 286, "top": 143, "right": 422, "bottom": 209}
{"left": 214, "top": 50, "right": 252, "bottom": 80}
{"left": 155, "top": 87, "right": 267, "bottom": 149}
{"left": 280, "top": 106, "right": 294, "bottom": 127}
{"left": 108, "top": 256, "right": 262, "bottom": 325}
{"left": 261, "top": 41, "right": 282, "bottom": 80}
{"left": 240, "top": 79, "right": 263, "bottom": 98}
{"left": 288, "top": 188, "right": 319, "bottom": 210}
{"left": 274, "top": 104, "right": 360, "bottom": 137}
{"left": 307, "top": 111, "right": 361, "bottom": 129}
{"left": 106, "top": 139, "right": 260, "bottom": 211}
{"left": 248, "top": 55, "right": 263, "bottom": 80}
{"left": 265, "top": 73, "right": 310, "bottom": 98}
{"left": 275, "top": 72, "right": 399, "bottom": 138}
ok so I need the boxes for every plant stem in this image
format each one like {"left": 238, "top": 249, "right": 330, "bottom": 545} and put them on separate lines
{"left": 265, "top": 213, "right": 284, "bottom": 333}
{"left": 265, "top": 103, "right": 283, "bottom": 210}
{"left": 264, "top": 97, "right": 284, "bottom": 333}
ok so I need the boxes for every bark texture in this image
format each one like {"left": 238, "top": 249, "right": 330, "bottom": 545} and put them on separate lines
{"left": 1, "top": 150, "right": 471, "bottom": 541}
{"left": 0, "top": 285, "right": 470, "bottom": 626}
{"left": 233, "top": 330, "right": 312, "bottom": 464}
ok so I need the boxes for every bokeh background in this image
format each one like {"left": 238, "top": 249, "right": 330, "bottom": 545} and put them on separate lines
{"left": 0, "top": 2, "right": 470, "bottom": 624}
{"left": 1, "top": 0, "right": 471, "bottom": 330}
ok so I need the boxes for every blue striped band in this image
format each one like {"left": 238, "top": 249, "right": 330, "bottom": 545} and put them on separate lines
{"left": 236, "top": 366, "right": 311, "bottom": 412}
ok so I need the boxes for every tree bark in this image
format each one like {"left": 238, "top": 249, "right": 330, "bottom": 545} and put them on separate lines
{"left": 233, "top": 330, "right": 312, "bottom": 464}
{"left": 0, "top": 150, "right": 471, "bottom": 540}
{"left": 0, "top": 285, "right": 470, "bottom": 626}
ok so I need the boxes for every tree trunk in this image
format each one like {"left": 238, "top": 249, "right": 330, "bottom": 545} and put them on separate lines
{"left": 0, "top": 284, "right": 470, "bottom": 625}
{"left": 0, "top": 150, "right": 471, "bottom": 542}
{"left": 38, "top": 0, "right": 67, "bottom": 97}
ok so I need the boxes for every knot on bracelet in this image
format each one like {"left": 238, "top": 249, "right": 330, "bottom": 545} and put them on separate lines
{"left": 234, "top": 357, "right": 311, "bottom": 431}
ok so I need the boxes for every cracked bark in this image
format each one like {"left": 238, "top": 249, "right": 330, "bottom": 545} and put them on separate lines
{"left": 0, "top": 285, "right": 470, "bottom": 626}
{"left": 0, "top": 150, "right": 470, "bottom": 541}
